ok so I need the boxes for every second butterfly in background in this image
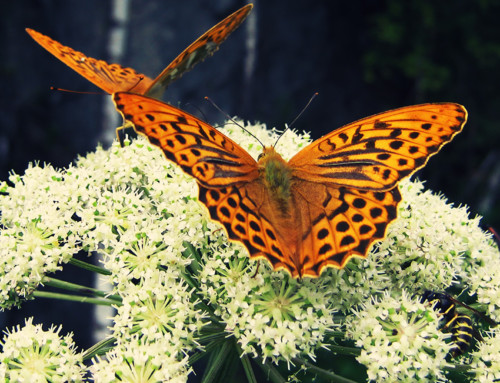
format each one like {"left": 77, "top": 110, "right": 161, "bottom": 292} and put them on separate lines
{"left": 112, "top": 92, "right": 467, "bottom": 279}
{"left": 26, "top": 4, "right": 252, "bottom": 99}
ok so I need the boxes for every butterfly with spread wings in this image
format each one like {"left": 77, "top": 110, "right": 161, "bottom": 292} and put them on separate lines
{"left": 113, "top": 92, "right": 467, "bottom": 278}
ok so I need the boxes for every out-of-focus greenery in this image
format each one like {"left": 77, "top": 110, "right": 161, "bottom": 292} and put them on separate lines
{"left": 363, "top": 0, "right": 500, "bottom": 230}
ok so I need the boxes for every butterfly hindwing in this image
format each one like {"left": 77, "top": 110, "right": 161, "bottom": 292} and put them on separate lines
{"left": 113, "top": 92, "right": 258, "bottom": 187}
{"left": 293, "top": 183, "right": 401, "bottom": 277}
{"left": 289, "top": 103, "right": 467, "bottom": 191}
{"left": 198, "top": 183, "right": 300, "bottom": 276}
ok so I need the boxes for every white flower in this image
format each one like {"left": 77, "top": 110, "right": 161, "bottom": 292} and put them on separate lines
{"left": 468, "top": 328, "right": 500, "bottom": 382}
{"left": 111, "top": 268, "right": 206, "bottom": 351}
{"left": 90, "top": 335, "right": 190, "bottom": 383}
{"left": 0, "top": 318, "right": 85, "bottom": 382}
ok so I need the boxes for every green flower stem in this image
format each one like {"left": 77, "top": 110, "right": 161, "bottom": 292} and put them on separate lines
{"left": 33, "top": 290, "right": 118, "bottom": 306}
{"left": 233, "top": 339, "right": 258, "bottom": 383}
{"left": 325, "top": 330, "right": 349, "bottom": 340}
{"left": 82, "top": 336, "right": 116, "bottom": 360}
{"left": 197, "top": 326, "right": 227, "bottom": 344}
{"left": 444, "top": 363, "right": 472, "bottom": 373}
{"left": 327, "top": 344, "right": 362, "bottom": 356}
{"left": 255, "top": 360, "right": 287, "bottom": 383}
{"left": 43, "top": 277, "right": 122, "bottom": 302}
{"left": 183, "top": 241, "right": 202, "bottom": 273}
{"left": 179, "top": 271, "right": 220, "bottom": 322}
{"left": 201, "top": 338, "right": 233, "bottom": 383}
{"left": 291, "top": 357, "right": 359, "bottom": 383}
{"left": 69, "top": 257, "right": 111, "bottom": 275}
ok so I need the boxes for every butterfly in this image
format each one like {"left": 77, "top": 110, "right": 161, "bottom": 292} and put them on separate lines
{"left": 26, "top": 4, "right": 252, "bottom": 99}
{"left": 113, "top": 92, "right": 467, "bottom": 278}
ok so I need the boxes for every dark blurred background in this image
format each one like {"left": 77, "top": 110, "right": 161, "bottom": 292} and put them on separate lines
{"left": 1, "top": 0, "right": 499, "bottom": 379}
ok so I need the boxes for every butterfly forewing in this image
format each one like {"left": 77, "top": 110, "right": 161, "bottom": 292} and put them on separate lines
{"left": 113, "top": 92, "right": 258, "bottom": 187}
{"left": 26, "top": 28, "right": 154, "bottom": 94}
{"left": 145, "top": 4, "right": 253, "bottom": 98}
{"left": 289, "top": 103, "right": 467, "bottom": 191}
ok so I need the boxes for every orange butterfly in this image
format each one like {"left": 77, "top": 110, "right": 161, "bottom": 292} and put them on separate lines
{"left": 113, "top": 92, "right": 467, "bottom": 278}
{"left": 26, "top": 4, "right": 252, "bottom": 98}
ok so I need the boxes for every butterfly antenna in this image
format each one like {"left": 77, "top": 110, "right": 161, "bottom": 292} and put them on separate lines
{"left": 183, "top": 102, "right": 208, "bottom": 122}
{"left": 204, "top": 96, "right": 265, "bottom": 147}
{"left": 273, "top": 92, "right": 318, "bottom": 148}
{"left": 50, "top": 87, "right": 103, "bottom": 95}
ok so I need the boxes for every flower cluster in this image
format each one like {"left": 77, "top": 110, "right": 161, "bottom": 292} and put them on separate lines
{"left": 0, "top": 120, "right": 498, "bottom": 381}
{"left": 346, "top": 290, "right": 451, "bottom": 382}
{"left": 0, "top": 318, "right": 85, "bottom": 382}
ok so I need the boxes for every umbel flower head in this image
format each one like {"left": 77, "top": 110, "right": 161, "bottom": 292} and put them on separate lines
{"left": 346, "top": 290, "right": 451, "bottom": 382}
{"left": 0, "top": 318, "right": 85, "bottom": 382}
{"left": 0, "top": 119, "right": 498, "bottom": 381}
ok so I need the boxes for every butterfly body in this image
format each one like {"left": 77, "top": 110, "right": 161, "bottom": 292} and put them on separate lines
{"left": 259, "top": 147, "right": 293, "bottom": 210}
{"left": 113, "top": 92, "right": 467, "bottom": 278}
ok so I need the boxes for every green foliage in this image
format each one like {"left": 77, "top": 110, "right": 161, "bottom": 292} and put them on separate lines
{"left": 363, "top": 0, "right": 500, "bottom": 228}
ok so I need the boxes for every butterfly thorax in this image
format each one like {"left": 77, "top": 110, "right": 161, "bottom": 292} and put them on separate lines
{"left": 258, "top": 147, "right": 293, "bottom": 215}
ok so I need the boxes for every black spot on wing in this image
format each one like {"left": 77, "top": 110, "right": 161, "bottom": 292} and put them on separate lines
{"left": 235, "top": 224, "right": 246, "bottom": 235}
{"left": 336, "top": 221, "right": 349, "bottom": 232}
{"left": 319, "top": 243, "right": 332, "bottom": 255}
{"left": 359, "top": 225, "right": 372, "bottom": 235}
{"left": 390, "top": 129, "right": 402, "bottom": 138}
{"left": 374, "top": 121, "right": 391, "bottom": 129}
{"left": 252, "top": 235, "right": 265, "bottom": 247}
{"left": 317, "top": 228, "right": 329, "bottom": 240}
{"left": 409, "top": 132, "right": 420, "bottom": 139}
{"left": 389, "top": 140, "right": 404, "bottom": 150}
{"left": 266, "top": 229, "right": 277, "bottom": 241}
{"left": 340, "top": 235, "right": 355, "bottom": 246}
{"left": 352, "top": 198, "right": 366, "bottom": 209}
{"left": 352, "top": 214, "right": 364, "bottom": 222}
{"left": 339, "top": 133, "right": 349, "bottom": 143}
{"left": 370, "top": 207, "right": 382, "bottom": 219}
{"left": 352, "top": 127, "right": 364, "bottom": 144}
{"left": 250, "top": 221, "right": 261, "bottom": 232}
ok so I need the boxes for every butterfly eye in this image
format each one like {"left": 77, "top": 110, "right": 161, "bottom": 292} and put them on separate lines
{"left": 257, "top": 153, "right": 264, "bottom": 161}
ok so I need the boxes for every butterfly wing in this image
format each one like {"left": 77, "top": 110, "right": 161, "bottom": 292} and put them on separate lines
{"left": 145, "top": 4, "right": 253, "bottom": 98}
{"left": 198, "top": 173, "right": 402, "bottom": 279}
{"left": 289, "top": 103, "right": 467, "bottom": 190}
{"left": 283, "top": 103, "right": 467, "bottom": 277}
{"left": 26, "top": 28, "right": 154, "bottom": 94}
{"left": 291, "top": 182, "right": 401, "bottom": 277}
{"left": 113, "top": 92, "right": 258, "bottom": 187}
{"left": 114, "top": 92, "right": 291, "bottom": 275}
{"left": 198, "top": 182, "right": 301, "bottom": 275}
